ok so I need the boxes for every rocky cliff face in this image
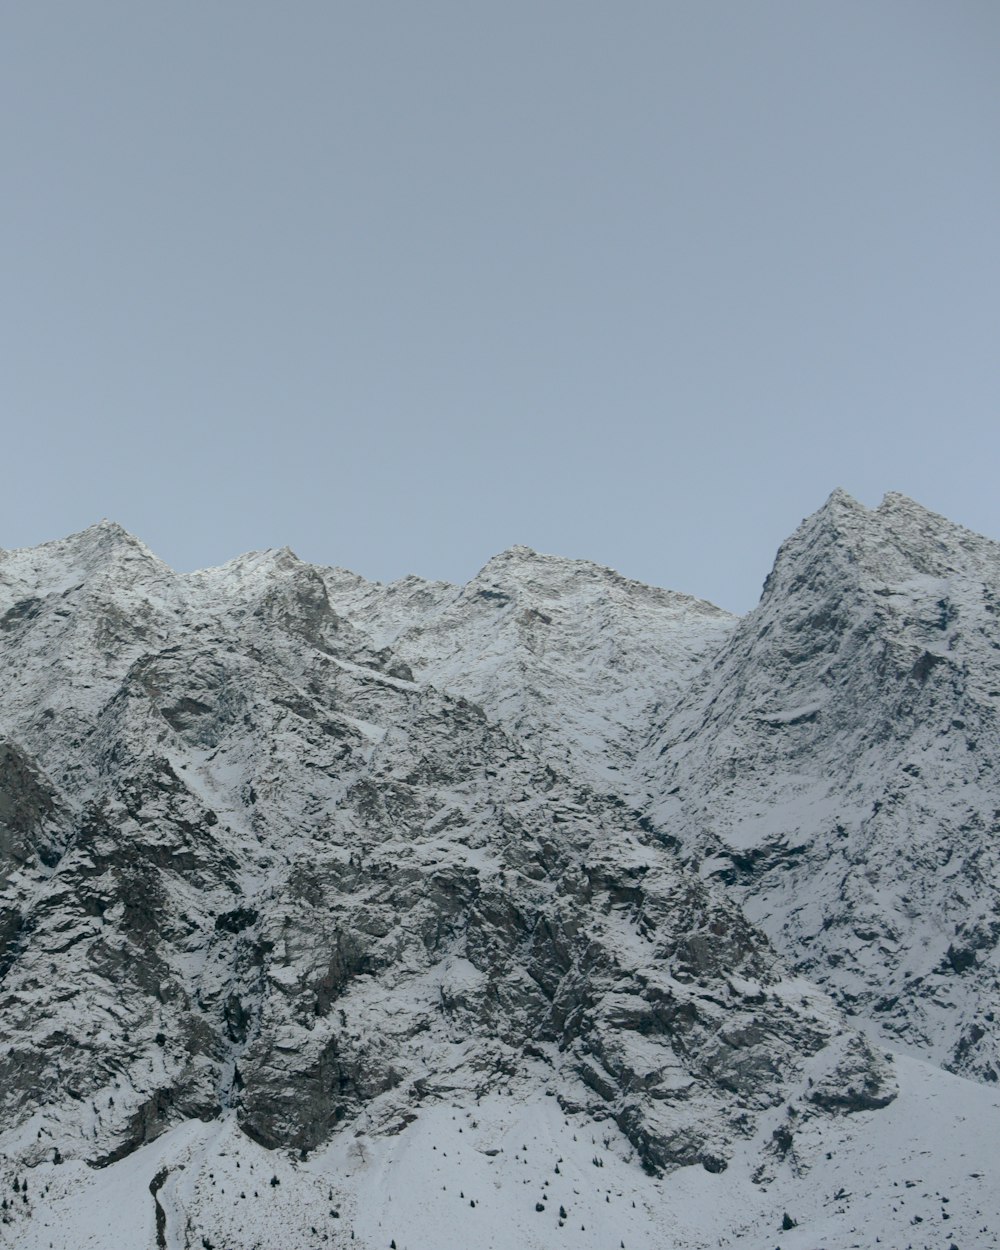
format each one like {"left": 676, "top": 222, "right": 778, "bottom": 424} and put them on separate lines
{"left": 1, "top": 497, "right": 997, "bottom": 1250}
{"left": 644, "top": 491, "right": 1000, "bottom": 1082}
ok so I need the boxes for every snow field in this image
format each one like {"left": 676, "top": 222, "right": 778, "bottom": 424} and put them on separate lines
{"left": 5, "top": 1056, "right": 999, "bottom": 1250}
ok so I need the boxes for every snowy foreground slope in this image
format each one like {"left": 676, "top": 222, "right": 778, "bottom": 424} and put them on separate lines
{"left": 6, "top": 1057, "right": 1000, "bottom": 1250}
{"left": 0, "top": 494, "right": 998, "bottom": 1249}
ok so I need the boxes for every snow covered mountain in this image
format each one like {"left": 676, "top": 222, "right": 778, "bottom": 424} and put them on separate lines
{"left": 1, "top": 497, "right": 998, "bottom": 1250}
{"left": 644, "top": 491, "right": 1000, "bottom": 1085}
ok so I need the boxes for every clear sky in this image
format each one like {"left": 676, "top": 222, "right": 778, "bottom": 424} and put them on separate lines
{"left": 2, "top": 2, "right": 998, "bottom": 612}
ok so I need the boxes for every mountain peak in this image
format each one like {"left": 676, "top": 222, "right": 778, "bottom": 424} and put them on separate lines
{"left": 872, "top": 491, "right": 989, "bottom": 547}
{"left": 86, "top": 517, "right": 131, "bottom": 536}
{"left": 809, "top": 487, "right": 869, "bottom": 529}
{"left": 476, "top": 543, "right": 547, "bottom": 570}
{"left": 877, "top": 490, "right": 946, "bottom": 521}
{"left": 61, "top": 518, "right": 157, "bottom": 558}
{"left": 761, "top": 487, "right": 979, "bottom": 601}
{"left": 190, "top": 544, "right": 305, "bottom": 589}
{"left": 0, "top": 520, "right": 168, "bottom": 598}
{"left": 822, "top": 486, "right": 864, "bottom": 509}
{"left": 476, "top": 543, "right": 654, "bottom": 587}
{"left": 470, "top": 544, "right": 600, "bottom": 588}
{"left": 77, "top": 517, "right": 144, "bottom": 540}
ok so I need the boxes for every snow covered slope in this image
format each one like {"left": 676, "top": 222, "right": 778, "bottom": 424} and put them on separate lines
{"left": 315, "top": 545, "right": 735, "bottom": 795}
{"left": 4, "top": 1053, "right": 997, "bottom": 1250}
{"left": 644, "top": 490, "right": 1000, "bottom": 1081}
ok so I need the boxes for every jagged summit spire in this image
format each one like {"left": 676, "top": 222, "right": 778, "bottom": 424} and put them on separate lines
{"left": 58, "top": 518, "right": 161, "bottom": 561}
{"left": 757, "top": 490, "right": 879, "bottom": 607}
{"left": 756, "top": 485, "right": 1000, "bottom": 618}
{"left": 474, "top": 543, "right": 551, "bottom": 574}
{"left": 823, "top": 486, "right": 862, "bottom": 506}
{"left": 0, "top": 521, "right": 174, "bottom": 602}
{"left": 877, "top": 490, "right": 950, "bottom": 524}
{"left": 9, "top": 518, "right": 156, "bottom": 563}
{"left": 811, "top": 487, "right": 869, "bottom": 521}
{"left": 84, "top": 517, "right": 132, "bottom": 537}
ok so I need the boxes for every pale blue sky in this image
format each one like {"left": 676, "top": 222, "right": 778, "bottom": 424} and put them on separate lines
{"left": 2, "top": 2, "right": 998, "bottom": 611}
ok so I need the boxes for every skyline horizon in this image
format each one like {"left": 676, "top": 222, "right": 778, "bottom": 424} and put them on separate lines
{"left": 3, "top": 5, "right": 997, "bottom": 615}
{"left": 5, "top": 483, "right": 994, "bottom": 616}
